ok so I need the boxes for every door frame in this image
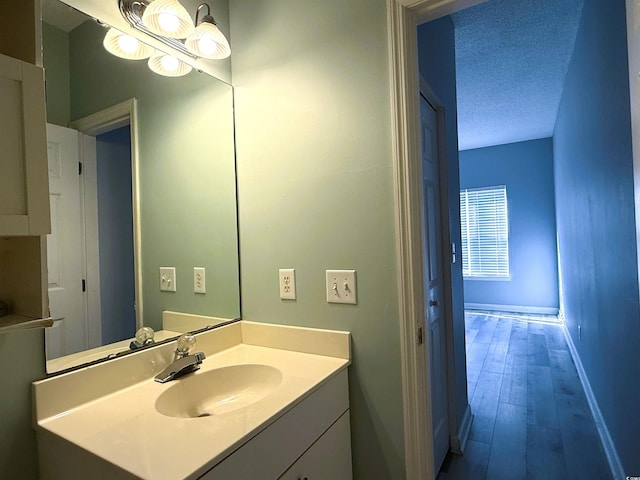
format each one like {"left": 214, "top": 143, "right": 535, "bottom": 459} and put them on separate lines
{"left": 387, "top": 1, "right": 485, "bottom": 478}
{"left": 70, "top": 98, "right": 143, "bottom": 334}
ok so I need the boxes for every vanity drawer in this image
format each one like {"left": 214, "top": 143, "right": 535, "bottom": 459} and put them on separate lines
{"left": 199, "top": 369, "right": 349, "bottom": 479}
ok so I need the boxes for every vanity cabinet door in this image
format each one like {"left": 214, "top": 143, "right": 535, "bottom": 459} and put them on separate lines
{"left": 278, "top": 410, "right": 352, "bottom": 480}
{"left": 0, "top": 52, "right": 50, "bottom": 235}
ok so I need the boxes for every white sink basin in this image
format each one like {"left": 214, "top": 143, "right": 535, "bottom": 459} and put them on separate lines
{"left": 155, "top": 364, "right": 283, "bottom": 418}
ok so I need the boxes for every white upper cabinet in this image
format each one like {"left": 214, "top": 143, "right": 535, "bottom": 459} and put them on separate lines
{"left": 0, "top": 52, "right": 50, "bottom": 235}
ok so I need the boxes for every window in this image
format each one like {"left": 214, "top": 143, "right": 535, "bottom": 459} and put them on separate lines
{"left": 459, "top": 185, "right": 510, "bottom": 279}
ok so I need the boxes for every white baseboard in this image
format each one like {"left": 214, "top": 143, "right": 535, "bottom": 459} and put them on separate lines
{"left": 450, "top": 404, "right": 473, "bottom": 455}
{"left": 562, "top": 325, "right": 627, "bottom": 480}
{"left": 464, "top": 302, "right": 559, "bottom": 316}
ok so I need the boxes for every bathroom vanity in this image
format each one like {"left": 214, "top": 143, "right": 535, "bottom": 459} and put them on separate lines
{"left": 33, "top": 320, "right": 352, "bottom": 479}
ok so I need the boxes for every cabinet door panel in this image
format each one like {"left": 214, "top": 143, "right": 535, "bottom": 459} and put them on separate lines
{"left": 279, "top": 411, "right": 352, "bottom": 480}
{"left": 0, "top": 53, "right": 49, "bottom": 235}
{"left": 0, "top": 63, "right": 27, "bottom": 225}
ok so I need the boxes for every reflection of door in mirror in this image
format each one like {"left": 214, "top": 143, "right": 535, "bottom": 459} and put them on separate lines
{"left": 46, "top": 122, "right": 137, "bottom": 361}
{"left": 46, "top": 124, "right": 85, "bottom": 358}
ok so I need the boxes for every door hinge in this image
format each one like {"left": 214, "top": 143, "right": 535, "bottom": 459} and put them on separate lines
{"left": 417, "top": 326, "right": 424, "bottom": 345}
{"left": 79, "top": 162, "right": 83, "bottom": 175}
{"left": 82, "top": 279, "right": 86, "bottom": 292}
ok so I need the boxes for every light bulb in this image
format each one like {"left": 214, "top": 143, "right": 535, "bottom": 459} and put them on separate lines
{"left": 117, "top": 34, "right": 139, "bottom": 54}
{"left": 158, "top": 13, "right": 180, "bottom": 33}
{"left": 103, "top": 28, "right": 154, "bottom": 60}
{"left": 141, "top": 0, "right": 194, "bottom": 38}
{"left": 148, "top": 52, "right": 192, "bottom": 76}
{"left": 185, "top": 21, "right": 231, "bottom": 59}
{"left": 160, "top": 55, "right": 179, "bottom": 72}
{"left": 197, "top": 38, "right": 217, "bottom": 57}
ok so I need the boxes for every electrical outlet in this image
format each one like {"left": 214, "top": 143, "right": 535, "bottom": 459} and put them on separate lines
{"left": 160, "top": 267, "right": 176, "bottom": 292}
{"left": 279, "top": 269, "right": 296, "bottom": 300}
{"left": 194, "top": 267, "right": 205, "bottom": 294}
{"left": 326, "top": 270, "right": 357, "bottom": 304}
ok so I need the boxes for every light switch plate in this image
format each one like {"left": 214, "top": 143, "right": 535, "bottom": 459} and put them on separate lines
{"left": 194, "top": 267, "right": 205, "bottom": 294}
{"left": 160, "top": 267, "right": 176, "bottom": 292}
{"left": 326, "top": 270, "right": 357, "bottom": 304}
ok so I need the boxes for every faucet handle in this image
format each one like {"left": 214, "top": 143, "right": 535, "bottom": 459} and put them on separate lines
{"left": 129, "top": 326, "right": 155, "bottom": 350}
{"left": 175, "top": 333, "right": 196, "bottom": 358}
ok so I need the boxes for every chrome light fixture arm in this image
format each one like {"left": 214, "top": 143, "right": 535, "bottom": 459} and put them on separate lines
{"left": 119, "top": 0, "right": 198, "bottom": 59}
{"left": 195, "top": 3, "right": 216, "bottom": 26}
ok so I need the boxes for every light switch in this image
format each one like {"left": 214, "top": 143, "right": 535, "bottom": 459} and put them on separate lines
{"left": 326, "top": 270, "right": 357, "bottom": 304}
{"left": 160, "top": 267, "right": 176, "bottom": 292}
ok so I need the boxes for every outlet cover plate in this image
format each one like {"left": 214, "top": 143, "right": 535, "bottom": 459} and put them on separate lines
{"left": 279, "top": 268, "right": 296, "bottom": 300}
{"left": 326, "top": 270, "right": 357, "bottom": 304}
{"left": 194, "top": 267, "right": 205, "bottom": 294}
{"left": 160, "top": 267, "right": 176, "bottom": 292}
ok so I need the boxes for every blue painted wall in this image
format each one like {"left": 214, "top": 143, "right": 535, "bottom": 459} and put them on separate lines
{"left": 96, "top": 126, "right": 136, "bottom": 345}
{"left": 417, "top": 17, "right": 469, "bottom": 436}
{"left": 554, "top": 0, "right": 640, "bottom": 473}
{"left": 459, "top": 138, "right": 559, "bottom": 313}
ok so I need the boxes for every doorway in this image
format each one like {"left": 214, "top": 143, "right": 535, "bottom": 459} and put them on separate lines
{"left": 390, "top": 0, "right": 636, "bottom": 478}
{"left": 93, "top": 126, "right": 136, "bottom": 346}
{"left": 46, "top": 100, "right": 140, "bottom": 365}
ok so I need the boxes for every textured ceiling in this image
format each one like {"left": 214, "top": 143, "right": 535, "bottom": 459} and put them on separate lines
{"left": 452, "top": 0, "right": 585, "bottom": 151}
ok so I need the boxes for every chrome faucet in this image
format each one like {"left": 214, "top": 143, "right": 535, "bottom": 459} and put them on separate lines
{"left": 154, "top": 333, "right": 206, "bottom": 383}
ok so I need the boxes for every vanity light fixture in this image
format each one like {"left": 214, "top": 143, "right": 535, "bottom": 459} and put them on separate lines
{"left": 105, "top": 0, "right": 230, "bottom": 77}
{"left": 115, "top": 0, "right": 231, "bottom": 68}
{"left": 103, "top": 27, "right": 155, "bottom": 60}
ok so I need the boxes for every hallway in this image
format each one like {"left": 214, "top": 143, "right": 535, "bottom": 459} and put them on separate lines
{"left": 437, "top": 312, "right": 611, "bottom": 479}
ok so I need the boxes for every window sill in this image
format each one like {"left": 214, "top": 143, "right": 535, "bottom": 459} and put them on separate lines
{"left": 463, "top": 276, "right": 511, "bottom": 282}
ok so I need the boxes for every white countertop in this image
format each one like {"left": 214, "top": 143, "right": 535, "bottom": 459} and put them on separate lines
{"left": 34, "top": 320, "right": 350, "bottom": 480}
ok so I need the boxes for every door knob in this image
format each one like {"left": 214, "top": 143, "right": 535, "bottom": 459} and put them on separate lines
{"left": 429, "top": 300, "right": 439, "bottom": 307}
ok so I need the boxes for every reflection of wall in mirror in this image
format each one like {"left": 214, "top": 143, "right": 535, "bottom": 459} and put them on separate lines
{"left": 42, "top": 17, "right": 240, "bottom": 339}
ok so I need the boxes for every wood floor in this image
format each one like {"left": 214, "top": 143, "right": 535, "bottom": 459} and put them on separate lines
{"left": 437, "top": 312, "right": 611, "bottom": 480}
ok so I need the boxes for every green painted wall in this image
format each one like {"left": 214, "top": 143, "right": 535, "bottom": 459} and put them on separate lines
{"left": 42, "top": 22, "right": 70, "bottom": 126}
{"left": 230, "top": 1, "right": 405, "bottom": 478}
{"left": 68, "top": 21, "right": 240, "bottom": 330}
{"left": 0, "top": 329, "right": 45, "bottom": 479}
{"left": 0, "top": 17, "right": 58, "bottom": 480}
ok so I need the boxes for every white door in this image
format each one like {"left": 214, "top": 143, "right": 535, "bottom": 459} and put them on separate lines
{"left": 46, "top": 123, "right": 87, "bottom": 358}
{"left": 420, "top": 95, "right": 450, "bottom": 473}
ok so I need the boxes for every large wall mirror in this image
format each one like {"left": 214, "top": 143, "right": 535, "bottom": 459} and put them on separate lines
{"left": 42, "top": 0, "right": 240, "bottom": 374}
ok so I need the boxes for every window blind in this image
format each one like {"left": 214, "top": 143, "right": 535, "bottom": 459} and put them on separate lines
{"left": 459, "top": 186, "right": 510, "bottom": 278}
